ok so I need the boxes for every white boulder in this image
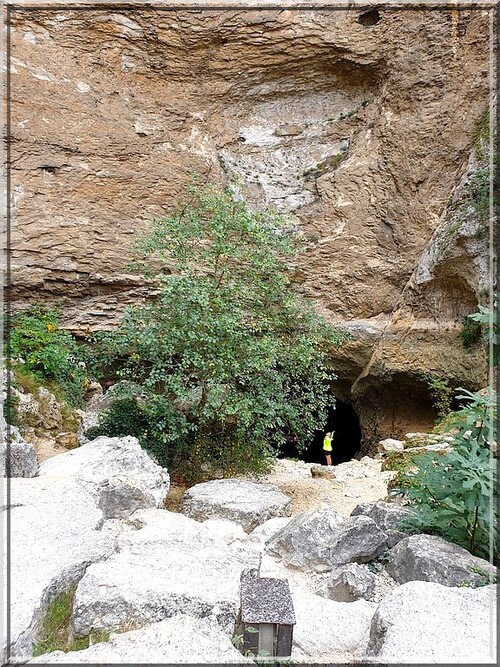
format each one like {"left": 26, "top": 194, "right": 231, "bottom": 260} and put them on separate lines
{"left": 363, "top": 581, "right": 497, "bottom": 663}
{"left": 7, "top": 476, "right": 116, "bottom": 660}
{"left": 266, "top": 506, "right": 387, "bottom": 571}
{"left": 180, "top": 478, "right": 291, "bottom": 532}
{"left": 38, "top": 436, "right": 170, "bottom": 511}
{"left": 72, "top": 509, "right": 261, "bottom": 637}
{"left": 292, "top": 590, "right": 376, "bottom": 662}
{"left": 377, "top": 438, "right": 404, "bottom": 453}
{"left": 28, "top": 614, "right": 254, "bottom": 663}
{"left": 385, "top": 534, "right": 497, "bottom": 587}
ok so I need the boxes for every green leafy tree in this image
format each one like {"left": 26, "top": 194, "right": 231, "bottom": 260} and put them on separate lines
{"left": 89, "top": 185, "right": 345, "bottom": 478}
{"left": 398, "top": 387, "right": 497, "bottom": 560}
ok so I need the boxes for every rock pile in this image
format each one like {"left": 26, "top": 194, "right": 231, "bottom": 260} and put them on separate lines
{"left": 3, "top": 436, "right": 496, "bottom": 665}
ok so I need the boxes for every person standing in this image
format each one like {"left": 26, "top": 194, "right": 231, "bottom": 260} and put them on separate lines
{"left": 323, "top": 431, "right": 334, "bottom": 466}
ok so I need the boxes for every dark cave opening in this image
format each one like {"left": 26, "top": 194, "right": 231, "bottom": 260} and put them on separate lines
{"left": 280, "top": 399, "right": 362, "bottom": 465}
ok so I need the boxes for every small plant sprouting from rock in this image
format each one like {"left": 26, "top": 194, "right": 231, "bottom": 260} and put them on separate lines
{"left": 33, "top": 587, "right": 109, "bottom": 656}
{"left": 421, "top": 373, "right": 454, "bottom": 423}
{"left": 461, "top": 314, "right": 482, "bottom": 349}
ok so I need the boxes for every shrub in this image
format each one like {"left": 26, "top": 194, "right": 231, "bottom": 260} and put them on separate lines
{"left": 8, "top": 306, "right": 87, "bottom": 407}
{"left": 421, "top": 372, "right": 454, "bottom": 423}
{"left": 87, "top": 184, "right": 346, "bottom": 478}
{"left": 397, "top": 387, "right": 497, "bottom": 560}
{"left": 460, "top": 315, "right": 482, "bottom": 348}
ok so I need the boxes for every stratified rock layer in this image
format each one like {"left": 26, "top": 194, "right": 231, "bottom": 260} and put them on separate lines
{"left": 8, "top": 7, "right": 490, "bottom": 444}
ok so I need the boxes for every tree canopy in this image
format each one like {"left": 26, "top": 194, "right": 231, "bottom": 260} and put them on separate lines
{"left": 88, "top": 185, "right": 346, "bottom": 479}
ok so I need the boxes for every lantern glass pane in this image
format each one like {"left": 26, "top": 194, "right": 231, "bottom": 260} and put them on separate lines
{"left": 258, "top": 623, "right": 275, "bottom": 656}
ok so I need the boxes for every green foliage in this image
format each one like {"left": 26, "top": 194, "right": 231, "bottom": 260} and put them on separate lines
{"left": 468, "top": 301, "right": 499, "bottom": 367}
{"left": 397, "top": 387, "right": 497, "bottom": 560}
{"left": 460, "top": 315, "right": 482, "bottom": 348}
{"left": 421, "top": 372, "right": 454, "bottom": 422}
{"left": 87, "top": 185, "right": 345, "bottom": 478}
{"left": 463, "top": 166, "right": 490, "bottom": 223}
{"left": 382, "top": 450, "right": 421, "bottom": 496}
{"left": 33, "top": 587, "right": 109, "bottom": 656}
{"left": 9, "top": 306, "right": 87, "bottom": 407}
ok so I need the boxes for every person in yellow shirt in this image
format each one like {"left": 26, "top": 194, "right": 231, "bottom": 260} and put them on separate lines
{"left": 323, "top": 431, "right": 334, "bottom": 466}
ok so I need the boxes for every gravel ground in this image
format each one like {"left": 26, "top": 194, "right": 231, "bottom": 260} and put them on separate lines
{"left": 254, "top": 456, "right": 396, "bottom": 518}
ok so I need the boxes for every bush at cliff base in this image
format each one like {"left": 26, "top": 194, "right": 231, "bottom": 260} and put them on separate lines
{"left": 397, "top": 387, "right": 497, "bottom": 561}
{"left": 86, "top": 184, "right": 347, "bottom": 481}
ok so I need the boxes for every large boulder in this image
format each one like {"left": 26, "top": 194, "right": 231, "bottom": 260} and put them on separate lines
{"left": 351, "top": 500, "right": 414, "bottom": 546}
{"left": 266, "top": 506, "right": 387, "bottom": 571}
{"left": 316, "top": 563, "right": 377, "bottom": 602}
{"left": 291, "top": 590, "right": 376, "bottom": 662}
{"left": 6, "top": 476, "right": 116, "bottom": 661}
{"left": 385, "top": 534, "right": 497, "bottom": 587}
{"left": 351, "top": 500, "right": 413, "bottom": 532}
{"left": 28, "top": 614, "right": 254, "bottom": 664}
{"left": 72, "top": 508, "right": 261, "bottom": 637}
{"left": 38, "top": 436, "right": 170, "bottom": 511}
{"left": 180, "top": 478, "right": 291, "bottom": 532}
{"left": 377, "top": 438, "right": 404, "bottom": 453}
{"left": 97, "top": 476, "right": 156, "bottom": 519}
{"left": 363, "top": 581, "right": 497, "bottom": 663}
{"left": 13, "top": 385, "right": 62, "bottom": 431}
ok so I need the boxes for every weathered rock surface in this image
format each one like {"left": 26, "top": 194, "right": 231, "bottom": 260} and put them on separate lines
{"left": 6, "top": 476, "right": 116, "bottom": 660}
{"left": 317, "top": 563, "right": 377, "bottom": 602}
{"left": 363, "top": 581, "right": 497, "bottom": 663}
{"left": 8, "top": 8, "right": 490, "bottom": 446}
{"left": 28, "top": 614, "right": 254, "bottom": 664}
{"left": 180, "top": 478, "right": 291, "bottom": 532}
{"left": 8, "top": 438, "right": 38, "bottom": 478}
{"left": 385, "top": 534, "right": 497, "bottom": 587}
{"left": 248, "top": 517, "right": 292, "bottom": 544}
{"left": 11, "top": 385, "right": 63, "bottom": 432}
{"left": 351, "top": 500, "right": 413, "bottom": 532}
{"left": 291, "top": 590, "right": 376, "bottom": 662}
{"left": 311, "top": 463, "right": 337, "bottom": 479}
{"left": 0, "top": 421, "right": 38, "bottom": 478}
{"left": 38, "top": 436, "right": 170, "bottom": 509}
{"left": 72, "top": 508, "right": 260, "bottom": 637}
{"left": 377, "top": 438, "right": 404, "bottom": 453}
{"left": 266, "top": 506, "right": 387, "bottom": 571}
{"left": 97, "top": 475, "right": 157, "bottom": 519}
{"left": 201, "top": 518, "right": 248, "bottom": 544}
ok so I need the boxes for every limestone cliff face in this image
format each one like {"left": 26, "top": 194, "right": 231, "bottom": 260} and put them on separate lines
{"left": 8, "top": 6, "right": 491, "bottom": 446}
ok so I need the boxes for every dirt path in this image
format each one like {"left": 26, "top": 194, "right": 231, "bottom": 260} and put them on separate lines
{"left": 256, "top": 456, "right": 395, "bottom": 517}
{"left": 166, "top": 456, "right": 396, "bottom": 518}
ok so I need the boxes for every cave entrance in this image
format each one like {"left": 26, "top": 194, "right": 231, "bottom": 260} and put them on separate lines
{"left": 280, "top": 399, "right": 362, "bottom": 465}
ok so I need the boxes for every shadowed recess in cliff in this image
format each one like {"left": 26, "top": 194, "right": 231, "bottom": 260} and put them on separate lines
{"left": 280, "top": 399, "right": 361, "bottom": 465}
